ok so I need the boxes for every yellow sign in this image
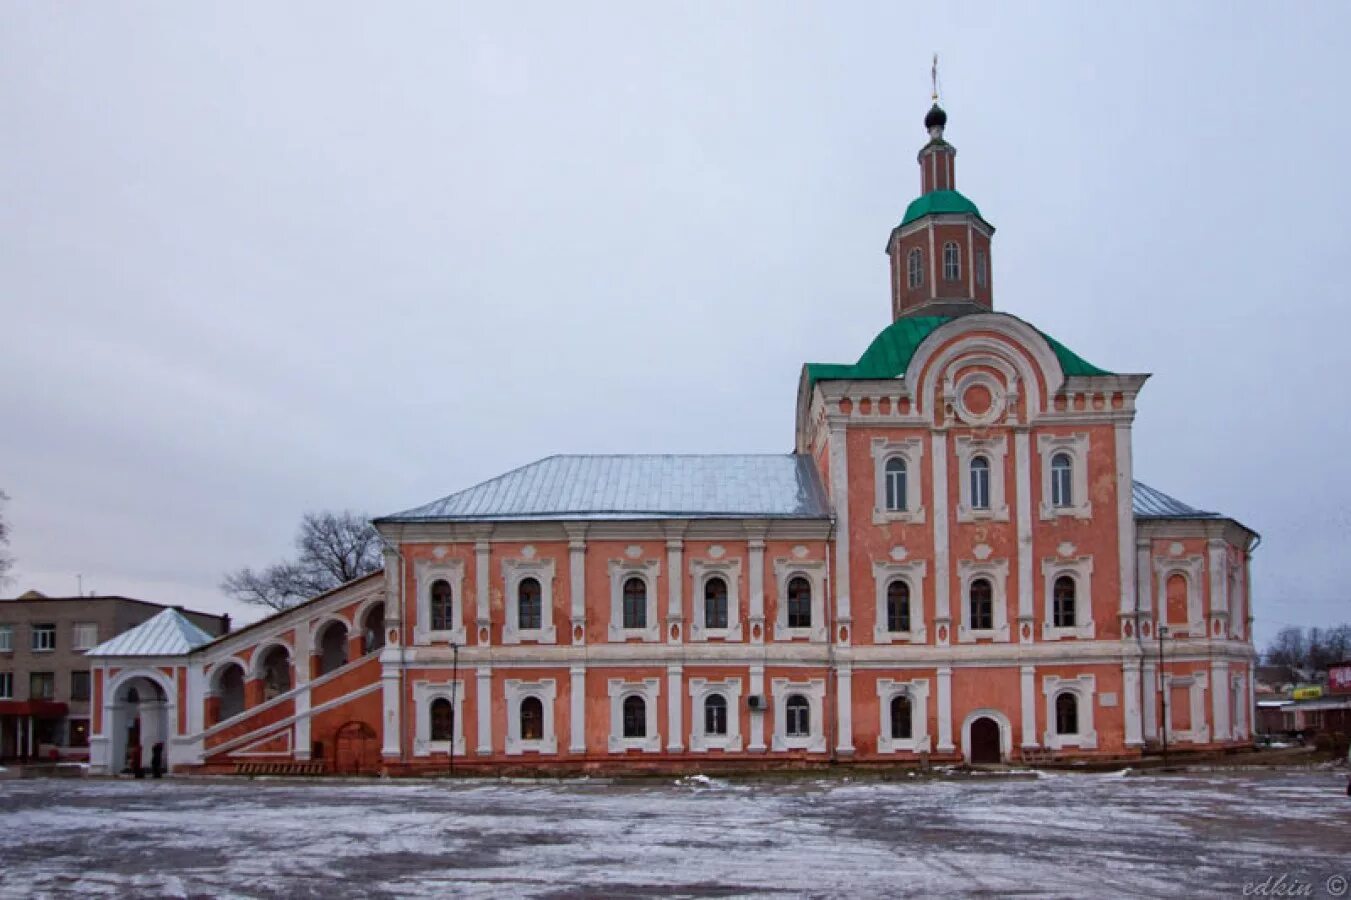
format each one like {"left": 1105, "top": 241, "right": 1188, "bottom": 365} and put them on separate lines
{"left": 1292, "top": 686, "right": 1323, "bottom": 700}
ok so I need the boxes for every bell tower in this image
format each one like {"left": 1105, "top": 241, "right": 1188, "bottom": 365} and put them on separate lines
{"left": 886, "top": 88, "right": 996, "bottom": 320}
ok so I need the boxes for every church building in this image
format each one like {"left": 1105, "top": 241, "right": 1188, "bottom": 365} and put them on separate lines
{"left": 85, "top": 99, "right": 1258, "bottom": 775}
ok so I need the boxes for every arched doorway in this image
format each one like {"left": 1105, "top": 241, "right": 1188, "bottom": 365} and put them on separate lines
{"left": 108, "top": 675, "right": 171, "bottom": 775}
{"left": 332, "top": 721, "right": 378, "bottom": 775}
{"left": 969, "top": 716, "right": 1002, "bottom": 764}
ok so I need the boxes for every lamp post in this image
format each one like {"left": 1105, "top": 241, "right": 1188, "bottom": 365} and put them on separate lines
{"left": 449, "top": 641, "right": 459, "bottom": 778}
{"left": 1158, "top": 625, "right": 1169, "bottom": 766}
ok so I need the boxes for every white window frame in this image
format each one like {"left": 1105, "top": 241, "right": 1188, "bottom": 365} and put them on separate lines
{"left": 412, "top": 678, "right": 466, "bottom": 757}
{"left": 1154, "top": 555, "right": 1206, "bottom": 638}
{"left": 975, "top": 249, "right": 988, "bottom": 287}
{"left": 1042, "top": 674, "right": 1098, "bottom": 749}
{"left": 1040, "top": 556, "right": 1095, "bottom": 640}
{"left": 413, "top": 558, "right": 467, "bottom": 646}
{"left": 876, "top": 677, "right": 931, "bottom": 754}
{"left": 1161, "top": 670, "right": 1210, "bottom": 744}
{"left": 607, "top": 559, "right": 661, "bottom": 643}
{"left": 907, "top": 247, "right": 923, "bottom": 288}
{"left": 1037, "top": 433, "right": 1092, "bottom": 520}
{"left": 607, "top": 677, "right": 662, "bottom": 752}
{"left": 0, "top": 625, "right": 11, "bottom": 653}
{"left": 772, "top": 559, "right": 827, "bottom": 642}
{"left": 0, "top": 672, "right": 11, "bottom": 699}
{"left": 942, "top": 240, "right": 961, "bottom": 281}
{"left": 31, "top": 624, "right": 56, "bottom": 652}
{"left": 872, "top": 560, "right": 928, "bottom": 645}
{"left": 72, "top": 622, "right": 98, "bottom": 651}
{"left": 689, "top": 558, "right": 742, "bottom": 641}
{"left": 954, "top": 435, "right": 1009, "bottom": 522}
{"left": 502, "top": 557, "right": 557, "bottom": 645}
{"left": 770, "top": 678, "right": 826, "bottom": 752}
{"left": 688, "top": 676, "right": 744, "bottom": 752}
{"left": 504, "top": 678, "right": 558, "bottom": 755}
{"left": 870, "top": 437, "right": 926, "bottom": 524}
{"left": 956, "top": 558, "right": 1010, "bottom": 643}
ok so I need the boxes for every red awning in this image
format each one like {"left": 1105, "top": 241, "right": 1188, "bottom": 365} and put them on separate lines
{"left": 0, "top": 700, "right": 69, "bottom": 718}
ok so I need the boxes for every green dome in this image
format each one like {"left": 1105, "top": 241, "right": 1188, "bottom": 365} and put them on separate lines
{"left": 899, "top": 189, "right": 989, "bottom": 228}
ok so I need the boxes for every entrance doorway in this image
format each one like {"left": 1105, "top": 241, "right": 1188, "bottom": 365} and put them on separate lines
{"left": 333, "top": 721, "right": 378, "bottom": 775}
{"left": 969, "top": 716, "right": 1002, "bottom": 764}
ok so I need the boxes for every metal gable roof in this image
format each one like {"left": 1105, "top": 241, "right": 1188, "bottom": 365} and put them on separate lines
{"left": 1131, "top": 481, "right": 1222, "bottom": 519}
{"left": 86, "top": 608, "right": 217, "bottom": 658}
{"left": 380, "top": 454, "right": 832, "bottom": 523}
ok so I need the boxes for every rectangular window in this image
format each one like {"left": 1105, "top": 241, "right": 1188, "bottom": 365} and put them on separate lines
{"left": 72, "top": 622, "right": 98, "bottom": 650}
{"left": 31, "top": 624, "right": 56, "bottom": 652}
{"left": 68, "top": 719, "right": 90, "bottom": 748}
{"left": 0, "top": 624, "right": 12, "bottom": 652}
{"left": 0, "top": 672, "right": 12, "bottom": 699}
{"left": 71, "top": 670, "right": 91, "bottom": 701}
{"left": 30, "top": 672, "right": 55, "bottom": 700}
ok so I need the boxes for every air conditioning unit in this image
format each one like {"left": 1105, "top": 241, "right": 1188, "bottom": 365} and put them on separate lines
{"left": 746, "top": 694, "right": 766, "bottom": 710}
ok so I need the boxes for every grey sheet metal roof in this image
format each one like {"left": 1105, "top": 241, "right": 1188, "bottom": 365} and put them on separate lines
{"left": 87, "top": 608, "right": 217, "bottom": 658}
{"left": 381, "top": 454, "right": 832, "bottom": 522}
{"left": 1131, "top": 481, "right": 1221, "bottom": 519}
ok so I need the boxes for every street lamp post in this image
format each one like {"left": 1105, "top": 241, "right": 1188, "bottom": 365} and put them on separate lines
{"left": 449, "top": 642, "right": 459, "bottom": 778}
{"left": 1158, "top": 625, "right": 1169, "bottom": 766}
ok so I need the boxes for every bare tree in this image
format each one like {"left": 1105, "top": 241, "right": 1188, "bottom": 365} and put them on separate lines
{"left": 1264, "top": 623, "right": 1351, "bottom": 672}
{"left": 1264, "top": 626, "right": 1308, "bottom": 669}
{"left": 0, "top": 490, "right": 13, "bottom": 586}
{"left": 222, "top": 511, "right": 382, "bottom": 612}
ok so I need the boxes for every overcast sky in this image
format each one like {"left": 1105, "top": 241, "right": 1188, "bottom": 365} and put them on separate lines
{"left": 2, "top": 3, "right": 1348, "bottom": 648}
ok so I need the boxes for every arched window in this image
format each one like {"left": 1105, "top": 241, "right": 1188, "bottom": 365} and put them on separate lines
{"left": 260, "top": 646, "right": 291, "bottom": 700}
{"left": 1055, "top": 692, "right": 1079, "bottom": 735}
{"left": 704, "top": 694, "right": 728, "bottom": 736}
{"left": 943, "top": 241, "right": 961, "bottom": 281}
{"left": 787, "top": 576, "right": 812, "bottom": 629}
{"left": 886, "top": 580, "right": 911, "bottom": 633}
{"left": 430, "top": 579, "right": 454, "bottom": 631}
{"left": 431, "top": 697, "right": 454, "bottom": 741}
{"left": 518, "top": 577, "right": 543, "bottom": 631}
{"left": 316, "top": 621, "right": 348, "bottom": 676}
{"left": 216, "top": 664, "right": 246, "bottom": 722}
{"left": 520, "top": 696, "right": 544, "bottom": 741}
{"left": 890, "top": 694, "right": 913, "bottom": 740}
{"left": 1053, "top": 575, "right": 1077, "bottom": 629}
{"left": 362, "top": 603, "right": 385, "bottom": 655}
{"left": 975, "top": 249, "right": 988, "bottom": 287}
{"left": 884, "top": 457, "right": 907, "bottom": 512}
{"left": 969, "top": 456, "right": 991, "bottom": 510}
{"left": 969, "top": 578, "right": 994, "bottom": 631}
{"left": 622, "top": 577, "right": 647, "bottom": 629}
{"left": 1051, "top": 452, "right": 1073, "bottom": 508}
{"left": 785, "top": 694, "right": 811, "bottom": 737}
{"left": 704, "top": 576, "right": 729, "bottom": 630}
{"left": 907, "top": 248, "right": 923, "bottom": 288}
{"left": 622, "top": 695, "right": 646, "bottom": 738}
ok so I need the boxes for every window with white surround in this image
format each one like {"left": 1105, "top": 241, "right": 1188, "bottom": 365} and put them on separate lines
{"left": 505, "top": 678, "right": 558, "bottom": 755}
{"left": 1161, "top": 671, "right": 1210, "bottom": 744}
{"left": 975, "top": 249, "right": 988, "bottom": 287}
{"left": 0, "top": 625, "right": 11, "bottom": 653}
{"left": 1037, "top": 433, "right": 1092, "bottom": 520}
{"left": 876, "top": 678, "right": 931, "bottom": 753}
{"left": 954, "top": 435, "right": 1009, "bottom": 522}
{"left": 412, "top": 679, "right": 465, "bottom": 756}
{"left": 957, "top": 558, "right": 1010, "bottom": 643}
{"left": 943, "top": 241, "right": 961, "bottom": 281}
{"left": 689, "top": 558, "right": 742, "bottom": 641}
{"left": 502, "top": 557, "right": 557, "bottom": 644}
{"left": 607, "top": 559, "right": 661, "bottom": 642}
{"left": 1041, "top": 556, "right": 1095, "bottom": 640}
{"left": 770, "top": 678, "right": 826, "bottom": 751}
{"left": 607, "top": 678, "right": 661, "bottom": 752}
{"left": 31, "top": 624, "right": 56, "bottom": 652}
{"left": 907, "top": 248, "right": 923, "bottom": 288}
{"left": 772, "top": 559, "right": 827, "bottom": 642}
{"left": 870, "top": 437, "right": 926, "bottom": 524}
{"left": 688, "top": 676, "right": 744, "bottom": 752}
{"left": 413, "top": 558, "right": 466, "bottom": 646}
{"left": 72, "top": 623, "right": 98, "bottom": 651}
{"left": 872, "top": 559, "right": 928, "bottom": 644}
{"left": 1153, "top": 556, "right": 1205, "bottom": 637}
{"left": 0, "top": 672, "right": 11, "bottom": 699}
{"left": 1042, "top": 674, "right": 1097, "bottom": 749}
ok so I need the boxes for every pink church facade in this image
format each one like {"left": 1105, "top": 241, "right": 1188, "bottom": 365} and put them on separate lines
{"left": 87, "top": 101, "right": 1257, "bottom": 775}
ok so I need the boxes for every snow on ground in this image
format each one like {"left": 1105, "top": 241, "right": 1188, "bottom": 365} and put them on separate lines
{"left": 0, "top": 769, "right": 1346, "bottom": 898}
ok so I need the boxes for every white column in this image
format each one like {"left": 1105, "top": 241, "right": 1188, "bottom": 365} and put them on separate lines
{"left": 829, "top": 424, "right": 851, "bottom": 643}
{"left": 748, "top": 536, "right": 766, "bottom": 644}
{"left": 1136, "top": 535, "right": 1152, "bottom": 624}
{"left": 1115, "top": 423, "right": 1137, "bottom": 629}
{"left": 293, "top": 624, "right": 312, "bottom": 760}
{"left": 380, "top": 664, "right": 401, "bottom": 759}
{"left": 1211, "top": 660, "right": 1230, "bottom": 741}
{"left": 836, "top": 666, "right": 854, "bottom": 754}
{"left": 294, "top": 689, "right": 312, "bottom": 760}
{"left": 476, "top": 668, "right": 493, "bottom": 755}
{"left": 1123, "top": 660, "right": 1143, "bottom": 747}
{"left": 569, "top": 665, "right": 586, "bottom": 753}
{"left": 1191, "top": 673, "right": 1209, "bottom": 743}
{"left": 666, "top": 536, "right": 684, "bottom": 644}
{"left": 1142, "top": 660, "right": 1158, "bottom": 741}
{"left": 1233, "top": 671, "right": 1248, "bottom": 739}
{"left": 931, "top": 433, "right": 951, "bottom": 645}
{"left": 1019, "top": 665, "right": 1037, "bottom": 748}
{"left": 749, "top": 664, "right": 766, "bottom": 751}
{"left": 475, "top": 541, "right": 492, "bottom": 645}
{"left": 1014, "top": 430, "right": 1033, "bottom": 642}
{"left": 936, "top": 666, "right": 954, "bottom": 751}
{"left": 666, "top": 665, "right": 683, "bottom": 751}
{"left": 567, "top": 527, "right": 587, "bottom": 644}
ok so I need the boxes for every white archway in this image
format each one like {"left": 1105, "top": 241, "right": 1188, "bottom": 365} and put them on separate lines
{"left": 105, "top": 668, "right": 176, "bottom": 776}
{"left": 960, "top": 707, "right": 1013, "bottom": 764}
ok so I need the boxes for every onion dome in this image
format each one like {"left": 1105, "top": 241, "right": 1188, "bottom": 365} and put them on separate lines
{"left": 924, "top": 103, "right": 947, "bottom": 133}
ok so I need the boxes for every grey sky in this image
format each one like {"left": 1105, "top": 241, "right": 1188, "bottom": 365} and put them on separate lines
{"left": 2, "top": 3, "right": 1347, "bottom": 649}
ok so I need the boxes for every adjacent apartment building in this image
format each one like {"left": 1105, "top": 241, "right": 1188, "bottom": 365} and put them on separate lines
{"left": 0, "top": 591, "right": 229, "bottom": 762}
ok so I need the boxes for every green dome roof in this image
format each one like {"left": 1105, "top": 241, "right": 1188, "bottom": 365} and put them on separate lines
{"left": 803, "top": 315, "right": 1112, "bottom": 390}
{"left": 899, "top": 189, "right": 990, "bottom": 228}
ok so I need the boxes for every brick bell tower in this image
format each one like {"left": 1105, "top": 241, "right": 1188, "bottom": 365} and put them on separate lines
{"left": 886, "top": 96, "right": 996, "bottom": 320}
